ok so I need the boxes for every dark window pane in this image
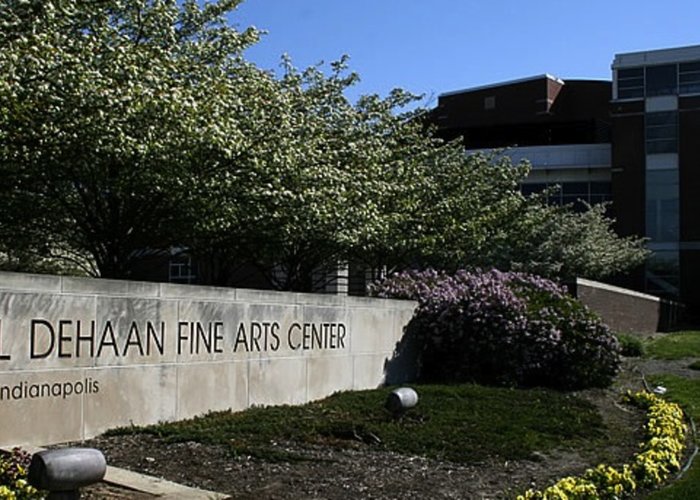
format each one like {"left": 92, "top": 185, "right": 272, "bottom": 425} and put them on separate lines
{"left": 572, "top": 200, "right": 588, "bottom": 212}
{"left": 680, "top": 83, "right": 700, "bottom": 94}
{"left": 646, "top": 125, "right": 677, "bottom": 140}
{"left": 681, "top": 83, "right": 700, "bottom": 93}
{"left": 545, "top": 184, "right": 561, "bottom": 204}
{"left": 562, "top": 182, "right": 588, "bottom": 195}
{"left": 648, "top": 251, "right": 679, "bottom": 272}
{"left": 646, "top": 112, "right": 678, "bottom": 153}
{"left": 619, "top": 77, "right": 644, "bottom": 88}
{"left": 646, "top": 64, "right": 678, "bottom": 96}
{"left": 561, "top": 194, "right": 577, "bottom": 204}
{"left": 646, "top": 251, "right": 679, "bottom": 282}
{"left": 619, "top": 77, "right": 644, "bottom": 87}
{"left": 680, "top": 61, "right": 700, "bottom": 72}
{"left": 646, "top": 170, "right": 679, "bottom": 242}
{"left": 679, "top": 71, "right": 700, "bottom": 83}
{"left": 617, "top": 68, "right": 645, "bottom": 99}
{"left": 619, "top": 68, "right": 644, "bottom": 78}
{"left": 521, "top": 183, "right": 546, "bottom": 196}
{"left": 590, "top": 182, "right": 611, "bottom": 195}
{"left": 618, "top": 88, "right": 644, "bottom": 99}
{"left": 647, "top": 169, "right": 679, "bottom": 185}
{"left": 646, "top": 125, "right": 678, "bottom": 142}
{"left": 646, "top": 111, "right": 677, "bottom": 126}
{"left": 646, "top": 200, "right": 658, "bottom": 239}
{"left": 679, "top": 69, "right": 700, "bottom": 94}
{"left": 660, "top": 199, "right": 680, "bottom": 240}
{"left": 647, "top": 140, "right": 677, "bottom": 154}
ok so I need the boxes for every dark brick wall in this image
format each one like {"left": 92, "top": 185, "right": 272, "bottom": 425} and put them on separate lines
{"left": 610, "top": 102, "right": 645, "bottom": 237}
{"left": 679, "top": 99, "right": 700, "bottom": 242}
{"left": 431, "top": 77, "right": 611, "bottom": 148}
{"left": 435, "top": 77, "right": 558, "bottom": 129}
{"left": 680, "top": 250, "right": 700, "bottom": 314}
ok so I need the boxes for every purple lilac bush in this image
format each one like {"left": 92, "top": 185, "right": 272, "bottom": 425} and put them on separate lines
{"left": 370, "top": 269, "right": 621, "bottom": 389}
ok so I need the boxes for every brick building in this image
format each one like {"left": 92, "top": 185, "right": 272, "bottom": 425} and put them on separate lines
{"left": 429, "top": 44, "right": 700, "bottom": 310}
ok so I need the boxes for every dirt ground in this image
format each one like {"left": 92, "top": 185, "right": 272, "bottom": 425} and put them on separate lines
{"left": 77, "top": 357, "right": 697, "bottom": 499}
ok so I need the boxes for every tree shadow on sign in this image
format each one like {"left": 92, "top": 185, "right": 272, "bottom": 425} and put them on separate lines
{"left": 383, "top": 318, "right": 424, "bottom": 386}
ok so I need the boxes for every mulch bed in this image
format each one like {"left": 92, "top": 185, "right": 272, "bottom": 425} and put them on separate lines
{"left": 75, "top": 357, "right": 679, "bottom": 499}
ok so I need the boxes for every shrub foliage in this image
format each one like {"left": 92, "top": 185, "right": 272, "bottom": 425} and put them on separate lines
{"left": 371, "top": 269, "right": 621, "bottom": 389}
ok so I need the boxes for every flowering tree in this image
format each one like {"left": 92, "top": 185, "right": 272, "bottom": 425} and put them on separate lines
{"left": 0, "top": 0, "right": 648, "bottom": 288}
{"left": 0, "top": 0, "right": 264, "bottom": 277}
{"left": 475, "top": 201, "right": 649, "bottom": 282}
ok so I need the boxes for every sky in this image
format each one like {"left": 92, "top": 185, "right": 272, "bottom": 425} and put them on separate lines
{"left": 230, "top": 0, "right": 700, "bottom": 107}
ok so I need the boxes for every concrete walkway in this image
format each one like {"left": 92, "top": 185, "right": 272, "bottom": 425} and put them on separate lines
{"left": 103, "top": 465, "right": 229, "bottom": 499}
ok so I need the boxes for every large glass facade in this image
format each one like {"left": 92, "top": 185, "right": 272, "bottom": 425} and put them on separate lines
{"left": 521, "top": 181, "right": 611, "bottom": 211}
{"left": 645, "top": 64, "right": 678, "bottom": 96}
{"left": 645, "top": 250, "right": 680, "bottom": 296}
{"left": 617, "top": 68, "right": 644, "bottom": 99}
{"left": 645, "top": 170, "right": 679, "bottom": 242}
{"left": 645, "top": 111, "right": 678, "bottom": 154}
{"left": 616, "top": 60, "right": 700, "bottom": 99}
{"left": 612, "top": 49, "right": 700, "bottom": 302}
{"left": 679, "top": 61, "right": 700, "bottom": 94}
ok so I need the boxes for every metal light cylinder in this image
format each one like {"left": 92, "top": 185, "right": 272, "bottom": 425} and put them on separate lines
{"left": 28, "top": 448, "right": 106, "bottom": 493}
{"left": 385, "top": 387, "right": 419, "bottom": 414}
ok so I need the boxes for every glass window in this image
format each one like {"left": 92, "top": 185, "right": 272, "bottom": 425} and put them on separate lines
{"left": 520, "top": 183, "right": 547, "bottom": 196}
{"left": 646, "top": 140, "right": 677, "bottom": 154}
{"left": 647, "top": 169, "right": 679, "bottom": 185}
{"left": 646, "top": 111, "right": 677, "bottom": 154}
{"left": 562, "top": 182, "right": 588, "bottom": 195}
{"left": 646, "top": 64, "right": 678, "bottom": 96}
{"left": 559, "top": 182, "right": 590, "bottom": 212}
{"left": 646, "top": 111, "right": 677, "bottom": 128}
{"left": 680, "top": 61, "right": 700, "bottom": 72}
{"left": 617, "top": 67, "right": 644, "bottom": 99}
{"left": 645, "top": 250, "right": 680, "bottom": 297}
{"left": 590, "top": 182, "right": 611, "bottom": 195}
{"left": 645, "top": 170, "right": 679, "bottom": 242}
{"left": 522, "top": 182, "right": 611, "bottom": 208}
{"left": 545, "top": 184, "right": 563, "bottom": 206}
{"left": 589, "top": 182, "right": 612, "bottom": 206}
{"left": 679, "top": 61, "right": 700, "bottom": 94}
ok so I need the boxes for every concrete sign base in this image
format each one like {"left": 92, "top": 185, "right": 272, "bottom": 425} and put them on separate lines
{"left": 0, "top": 272, "right": 416, "bottom": 447}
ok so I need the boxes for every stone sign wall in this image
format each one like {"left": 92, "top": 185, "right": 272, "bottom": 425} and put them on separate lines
{"left": 0, "top": 272, "right": 416, "bottom": 447}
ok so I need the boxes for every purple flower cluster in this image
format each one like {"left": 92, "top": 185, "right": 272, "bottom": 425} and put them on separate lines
{"left": 371, "top": 269, "right": 620, "bottom": 389}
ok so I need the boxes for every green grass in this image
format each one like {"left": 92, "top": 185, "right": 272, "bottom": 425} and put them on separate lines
{"left": 645, "top": 331, "right": 700, "bottom": 360}
{"left": 642, "top": 330, "right": 700, "bottom": 499}
{"left": 108, "top": 384, "right": 609, "bottom": 464}
{"left": 617, "top": 333, "right": 646, "bottom": 357}
{"left": 646, "top": 374, "right": 700, "bottom": 432}
{"left": 645, "top": 374, "right": 700, "bottom": 499}
{"left": 649, "top": 464, "right": 700, "bottom": 500}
